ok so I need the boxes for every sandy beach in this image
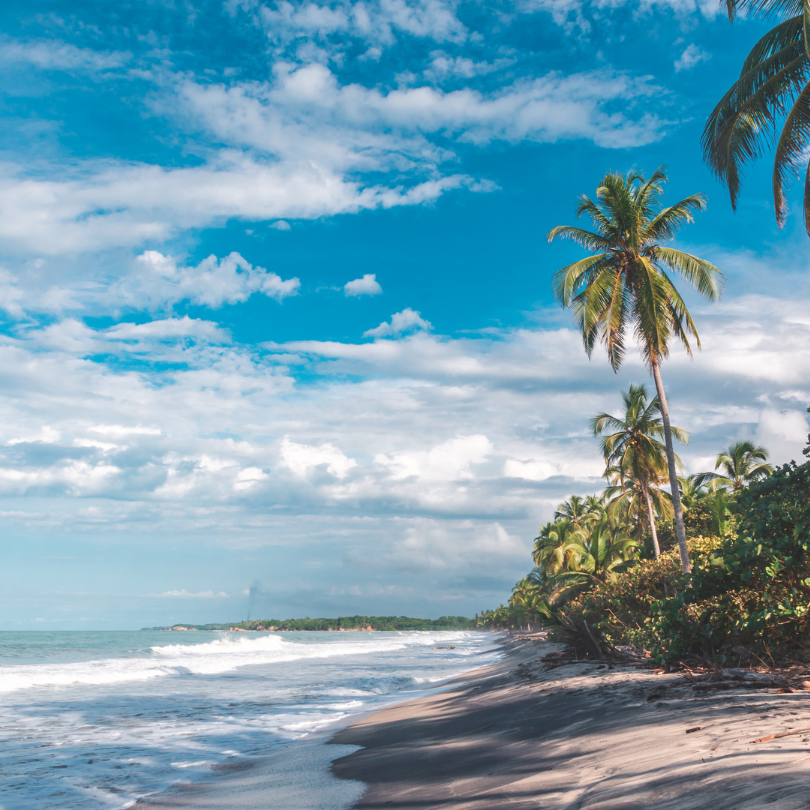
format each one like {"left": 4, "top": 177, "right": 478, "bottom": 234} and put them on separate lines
{"left": 331, "top": 633, "right": 810, "bottom": 809}
{"left": 138, "top": 632, "right": 810, "bottom": 809}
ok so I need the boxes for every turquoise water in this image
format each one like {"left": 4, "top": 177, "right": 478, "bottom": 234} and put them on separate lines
{"left": 0, "top": 630, "right": 500, "bottom": 809}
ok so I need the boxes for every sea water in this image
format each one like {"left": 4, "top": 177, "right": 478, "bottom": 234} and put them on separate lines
{"left": 0, "top": 629, "right": 501, "bottom": 809}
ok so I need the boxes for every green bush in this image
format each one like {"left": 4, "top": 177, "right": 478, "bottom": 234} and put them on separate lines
{"left": 568, "top": 459, "right": 810, "bottom": 663}
{"left": 564, "top": 536, "right": 721, "bottom": 650}
{"left": 649, "top": 460, "right": 810, "bottom": 663}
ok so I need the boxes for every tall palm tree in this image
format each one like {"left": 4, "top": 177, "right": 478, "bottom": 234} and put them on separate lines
{"left": 591, "top": 384, "right": 687, "bottom": 558}
{"left": 703, "top": 0, "right": 810, "bottom": 233}
{"left": 605, "top": 469, "right": 674, "bottom": 554}
{"left": 548, "top": 169, "right": 723, "bottom": 573}
{"left": 715, "top": 440, "right": 774, "bottom": 491}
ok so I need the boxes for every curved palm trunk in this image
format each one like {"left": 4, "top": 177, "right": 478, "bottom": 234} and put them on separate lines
{"left": 641, "top": 481, "right": 661, "bottom": 558}
{"left": 650, "top": 356, "right": 691, "bottom": 574}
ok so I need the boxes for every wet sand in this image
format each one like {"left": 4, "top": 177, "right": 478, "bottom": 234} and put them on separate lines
{"left": 330, "top": 634, "right": 810, "bottom": 809}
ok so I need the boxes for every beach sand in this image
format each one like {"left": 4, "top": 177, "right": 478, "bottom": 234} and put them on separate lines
{"left": 139, "top": 633, "right": 810, "bottom": 809}
{"left": 330, "top": 633, "right": 810, "bottom": 809}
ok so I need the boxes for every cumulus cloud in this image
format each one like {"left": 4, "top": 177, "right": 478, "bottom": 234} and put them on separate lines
{"left": 122, "top": 251, "right": 300, "bottom": 310}
{"left": 376, "top": 435, "right": 493, "bottom": 481}
{"left": 364, "top": 308, "right": 431, "bottom": 337}
{"left": 344, "top": 273, "right": 383, "bottom": 296}
{"left": 280, "top": 437, "right": 357, "bottom": 478}
{"left": 674, "top": 43, "right": 710, "bottom": 72}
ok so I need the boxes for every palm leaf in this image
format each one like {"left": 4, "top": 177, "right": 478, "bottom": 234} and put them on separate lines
{"left": 773, "top": 80, "right": 810, "bottom": 227}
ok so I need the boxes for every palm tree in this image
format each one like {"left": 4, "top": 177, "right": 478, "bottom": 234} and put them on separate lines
{"left": 703, "top": 0, "right": 810, "bottom": 233}
{"left": 549, "top": 515, "right": 639, "bottom": 592}
{"left": 605, "top": 470, "right": 674, "bottom": 553}
{"left": 554, "top": 494, "right": 601, "bottom": 527}
{"left": 715, "top": 440, "right": 774, "bottom": 491}
{"left": 532, "top": 519, "right": 584, "bottom": 575}
{"left": 548, "top": 169, "right": 724, "bottom": 573}
{"left": 591, "top": 384, "right": 687, "bottom": 558}
{"left": 677, "top": 472, "right": 720, "bottom": 510}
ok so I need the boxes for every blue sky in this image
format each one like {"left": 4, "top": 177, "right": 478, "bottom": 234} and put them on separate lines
{"left": 1, "top": 0, "right": 808, "bottom": 629}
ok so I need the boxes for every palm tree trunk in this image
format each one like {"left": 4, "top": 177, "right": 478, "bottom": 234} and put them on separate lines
{"left": 650, "top": 356, "right": 691, "bottom": 574}
{"left": 641, "top": 481, "right": 661, "bottom": 558}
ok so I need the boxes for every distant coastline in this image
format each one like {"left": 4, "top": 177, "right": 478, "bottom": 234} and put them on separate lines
{"left": 141, "top": 615, "right": 474, "bottom": 632}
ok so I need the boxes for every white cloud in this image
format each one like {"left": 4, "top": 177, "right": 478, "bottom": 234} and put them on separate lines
{"left": 0, "top": 39, "right": 129, "bottom": 71}
{"left": 364, "top": 308, "right": 431, "bottom": 337}
{"left": 0, "top": 155, "right": 475, "bottom": 255}
{"left": 279, "top": 437, "right": 357, "bottom": 478}
{"left": 252, "top": 0, "right": 468, "bottom": 51}
{"left": 234, "top": 466, "right": 269, "bottom": 490}
{"left": 178, "top": 64, "right": 666, "bottom": 165}
{"left": 376, "top": 434, "right": 493, "bottom": 481}
{"left": 755, "top": 409, "right": 810, "bottom": 463}
{"left": 127, "top": 250, "right": 300, "bottom": 309}
{"left": 424, "top": 51, "right": 515, "bottom": 82}
{"left": 0, "top": 251, "right": 300, "bottom": 317}
{"left": 344, "top": 273, "right": 383, "bottom": 296}
{"left": 503, "top": 458, "right": 557, "bottom": 481}
{"left": 271, "top": 220, "right": 292, "bottom": 230}
{"left": 153, "top": 590, "right": 229, "bottom": 598}
{"left": 674, "top": 43, "right": 710, "bottom": 72}
{"left": 358, "top": 520, "right": 527, "bottom": 571}
{"left": 106, "top": 316, "right": 231, "bottom": 345}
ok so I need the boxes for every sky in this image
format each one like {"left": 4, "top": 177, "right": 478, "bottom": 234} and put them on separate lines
{"left": 0, "top": 0, "right": 808, "bottom": 630}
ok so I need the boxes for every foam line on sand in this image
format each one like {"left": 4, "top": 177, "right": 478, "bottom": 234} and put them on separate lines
{"left": 135, "top": 738, "right": 364, "bottom": 810}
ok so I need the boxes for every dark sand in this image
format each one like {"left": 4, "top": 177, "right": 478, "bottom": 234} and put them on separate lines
{"left": 331, "top": 633, "right": 810, "bottom": 809}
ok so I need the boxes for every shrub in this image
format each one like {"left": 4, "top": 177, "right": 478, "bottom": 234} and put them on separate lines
{"left": 569, "top": 460, "right": 810, "bottom": 664}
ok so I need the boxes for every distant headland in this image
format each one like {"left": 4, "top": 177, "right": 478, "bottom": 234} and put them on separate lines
{"left": 142, "top": 615, "right": 474, "bottom": 632}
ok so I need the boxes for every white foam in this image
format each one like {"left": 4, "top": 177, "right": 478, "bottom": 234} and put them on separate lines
{"left": 0, "top": 631, "right": 455, "bottom": 693}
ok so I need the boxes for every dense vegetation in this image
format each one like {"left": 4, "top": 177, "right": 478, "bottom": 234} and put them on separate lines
{"left": 481, "top": 412, "right": 810, "bottom": 665}
{"left": 144, "top": 615, "right": 474, "bottom": 632}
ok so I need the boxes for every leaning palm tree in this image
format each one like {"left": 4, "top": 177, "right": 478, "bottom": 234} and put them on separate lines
{"left": 703, "top": 0, "right": 810, "bottom": 233}
{"left": 715, "top": 440, "right": 774, "bottom": 491}
{"left": 548, "top": 169, "right": 724, "bottom": 573}
{"left": 592, "top": 384, "right": 687, "bottom": 558}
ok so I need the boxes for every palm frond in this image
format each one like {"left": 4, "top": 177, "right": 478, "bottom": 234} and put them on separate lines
{"left": 652, "top": 247, "right": 724, "bottom": 301}
{"left": 773, "top": 80, "right": 810, "bottom": 227}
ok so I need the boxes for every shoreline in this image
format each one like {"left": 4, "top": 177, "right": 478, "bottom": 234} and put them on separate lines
{"left": 133, "top": 634, "right": 502, "bottom": 810}
{"left": 330, "top": 632, "right": 810, "bottom": 809}
{"left": 135, "top": 632, "right": 810, "bottom": 809}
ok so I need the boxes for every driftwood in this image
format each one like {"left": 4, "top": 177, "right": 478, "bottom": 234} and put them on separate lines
{"left": 752, "top": 727, "right": 810, "bottom": 744}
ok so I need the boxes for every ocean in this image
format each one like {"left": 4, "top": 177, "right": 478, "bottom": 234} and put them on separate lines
{"left": 0, "top": 629, "right": 501, "bottom": 809}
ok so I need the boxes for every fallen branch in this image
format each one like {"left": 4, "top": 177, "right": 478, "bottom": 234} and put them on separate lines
{"left": 752, "top": 727, "right": 810, "bottom": 744}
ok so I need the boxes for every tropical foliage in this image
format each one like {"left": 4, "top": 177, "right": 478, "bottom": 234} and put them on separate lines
{"left": 479, "top": 393, "right": 810, "bottom": 667}
{"left": 714, "top": 440, "right": 774, "bottom": 491}
{"left": 549, "top": 168, "right": 723, "bottom": 573}
{"left": 703, "top": 0, "right": 810, "bottom": 233}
